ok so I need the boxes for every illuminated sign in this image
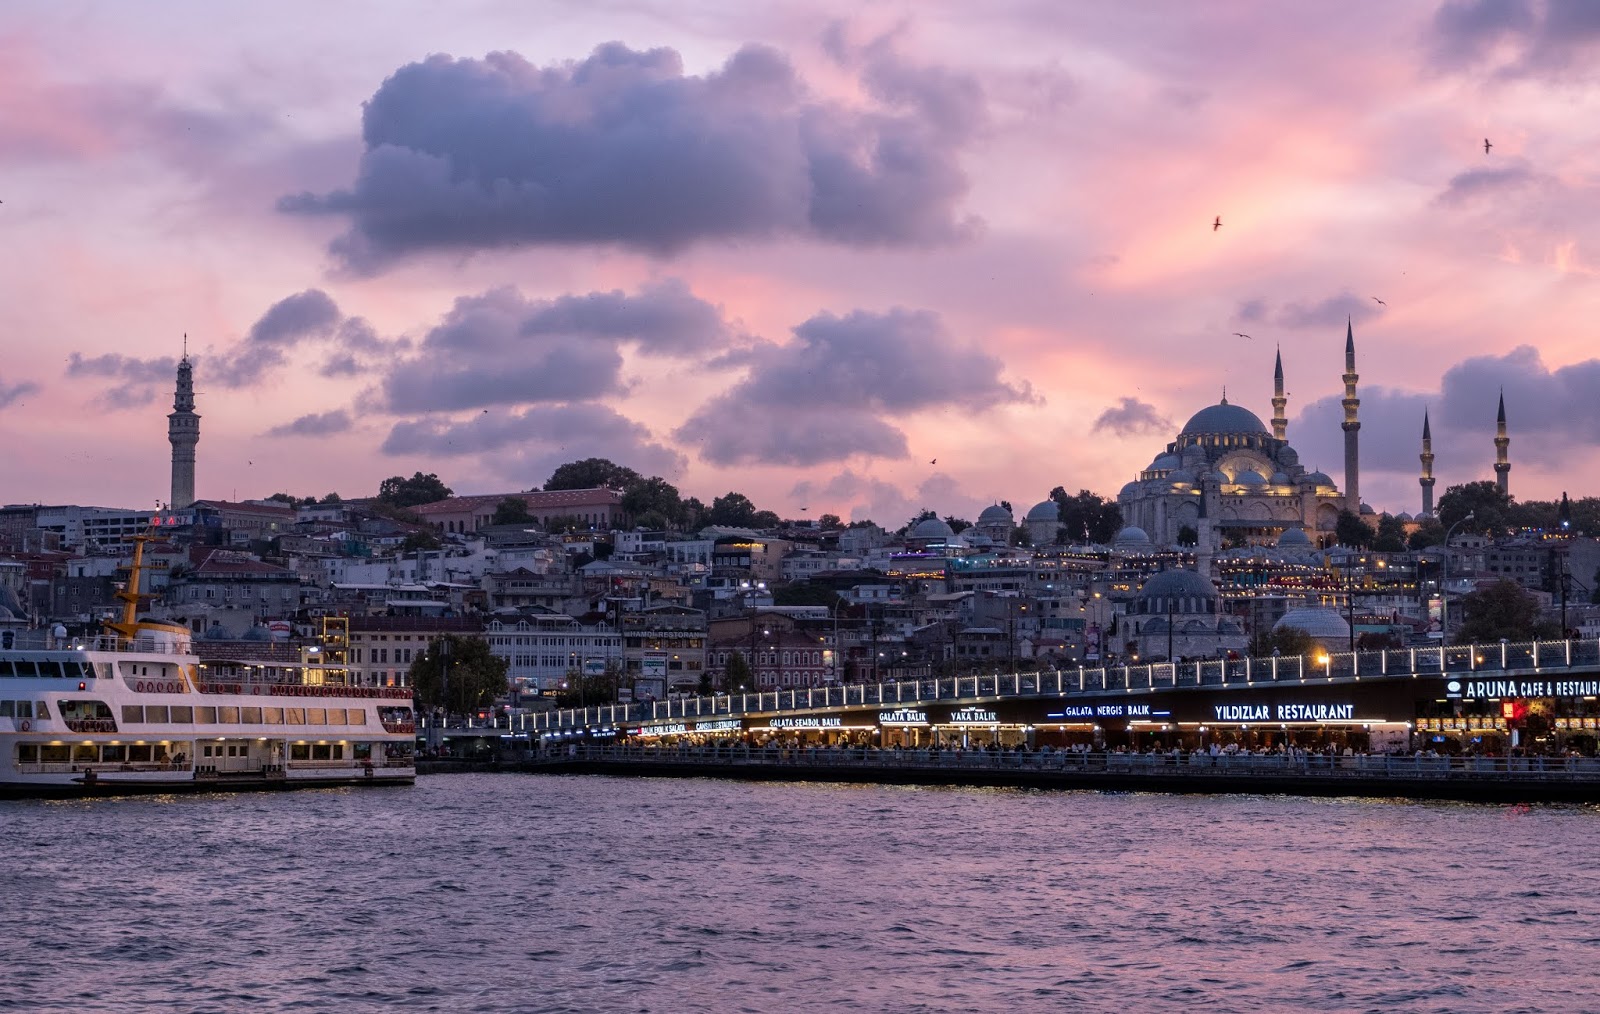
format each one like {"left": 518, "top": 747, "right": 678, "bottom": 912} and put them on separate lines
{"left": 949, "top": 708, "right": 998, "bottom": 725}
{"left": 1211, "top": 703, "right": 1357, "bottom": 723}
{"left": 769, "top": 716, "right": 843, "bottom": 729}
{"left": 694, "top": 719, "right": 743, "bottom": 733}
{"left": 1461, "top": 679, "right": 1600, "bottom": 700}
{"left": 878, "top": 709, "right": 929, "bottom": 726}
{"left": 1049, "top": 702, "right": 1155, "bottom": 720}
{"left": 639, "top": 724, "right": 689, "bottom": 736}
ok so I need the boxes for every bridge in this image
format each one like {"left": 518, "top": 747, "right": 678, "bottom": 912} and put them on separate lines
{"left": 525, "top": 638, "right": 1600, "bottom": 739}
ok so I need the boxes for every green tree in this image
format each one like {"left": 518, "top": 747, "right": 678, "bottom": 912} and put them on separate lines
{"left": 751, "top": 510, "right": 782, "bottom": 529}
{"left": 265, "top": 492, "right": 297, "bottom": 506}
{"left": 378, "top": 472, "right": 452, "bottom": 508}
{"left": 621, "top": 476, "right": 685, "bottom": 527}
{"left": 944, "top": 515, "right": 972, "bottom": 534}
{"left": 1408, "top": 516, "right": 1444, "bottom": 550}
{"left": 1248, "top": 625, "right": 1319, "bottom": 658}
{"left": 1011, "top": 524, "right": 1031, "bottom": 546}
{"left": 544, "top": 458, "right": 643, "bottom": 492}
{"left": 319, "top": 492, "right": 342, "bottom": 504}
{"left": 490, "top": 496, "right": 534, "bottom": 525}
{"left": 542, "top": 514, "right": 584, "bottom": 533}
{"left": 1050, "top": 488, "right": 1123, "bottom": 544}
{"left": 1335, "top": 509, "right": 1374, "bottom": 549}
{"left": 818, "top": 513, "right": 843, "bottom": 529}
{"left": 401, "top": 529, "right": 441, "bottom": 552}
{"left": 554, "top": 667, "right": 617, "bottom": 707}
{"left": 723, "top": 650, "right": 754, "bottom": 692}
{"left": 1176, "top": 525, "right": 1199, "bottom": 547}
{"left": 709, "top": 492, "right": 759, "bottom": 527}
{"left": 407, "top": 635, "right": 510, "bottom": 717}
{"left": 1455, "top": 579, "right": 1561, "bottom": 644}
{"left": 1437, "top": 481, "right": 1511, "bottom": 537}
{"left": 1372, "top": 515, "right": 1408, "bottom": 552}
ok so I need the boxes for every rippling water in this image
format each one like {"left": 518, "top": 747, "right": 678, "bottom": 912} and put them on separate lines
{"left": 3, "top": 775, "right": 1598, "bottom": 1012}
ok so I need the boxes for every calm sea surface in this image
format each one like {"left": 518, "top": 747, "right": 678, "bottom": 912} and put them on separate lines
{"left": 2, "top": 774, "right": 1597, "bottom": 1013}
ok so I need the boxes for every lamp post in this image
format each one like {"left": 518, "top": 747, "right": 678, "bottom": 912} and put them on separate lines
{"left": 1440, "top": 512, "right": 1475, "bottom": 638}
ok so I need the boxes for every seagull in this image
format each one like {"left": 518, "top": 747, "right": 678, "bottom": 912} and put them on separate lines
{"left": 1232, "top": 332, "right": 1252, "bottom": 339}
{"left": 930, "top": 458, "right": 937, "bottom": 465}
{"left": 1483, "top": 138, "right": 1492, "bottom": 154}
{"left": 1213, "top": 216, "right": 1222, "bottom": 231}
{"left": 1372, "top": 296, "right": 1386, "bottom": 306}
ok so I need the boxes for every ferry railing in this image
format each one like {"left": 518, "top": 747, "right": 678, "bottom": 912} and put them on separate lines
{"left": 526, "top": 638, "right": 1600, "bottom": 734}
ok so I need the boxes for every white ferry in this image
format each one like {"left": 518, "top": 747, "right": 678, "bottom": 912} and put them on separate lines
{"left": 0, "top": 538, "right": 415, "bottom": 797}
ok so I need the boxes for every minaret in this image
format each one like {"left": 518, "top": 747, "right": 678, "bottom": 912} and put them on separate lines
{"left": 168, "top": 339, "right": 200, "bottom": 509}
{"left": 1271, "top": 345, "right": 1288, "bottom": 442}
{"left": 1341, "top": 318, "right": 1360, "bottom": 513}
{"left": 1419, "top": 409, "right": 1436, "bottom": 516}
{"left": 1494, "top": 389, "right": 1510, "bottom": 496}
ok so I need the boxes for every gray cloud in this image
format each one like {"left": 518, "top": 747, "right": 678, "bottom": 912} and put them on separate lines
{"left": 1273, "top": 290, "right": 1383, "bottom": 330}
{"left": 210, "top": 289, "right": 342, "bottom": 387}
{"left": 1092, "top": 397, "right": 1173, "bottom": 437}
{"left": 379, "top": 281, "right": 733, "bottom": 412}
{"left": 280, "top": 41, "right": 981, "bottom": 270}
{"left": 1430, "top": 0, "right": 1600, "bottom": 77}
{"left": 380, "top": 403, "right": 685, "bottom": 483}
{"left": 65, "top": 352, "right": 178, "bottom": 410}
{"left": 0, "top": 378, "right": 39, "bottom": 409}
{"left": 791, "top": 468, "right": 986, "bottom": 526}
{"left": 675, "top": 307, "right": 1032, "bottom": 466}
{"left": 264, "top": 410, "right": 352, "bottom": 438}
{"left": 1435, "top": 163, "right": 1541, "bottom": 206}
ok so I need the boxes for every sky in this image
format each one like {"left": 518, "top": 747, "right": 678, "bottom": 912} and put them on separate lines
{"left": 4, "top": 0, "right": 1600, "bottom": 525}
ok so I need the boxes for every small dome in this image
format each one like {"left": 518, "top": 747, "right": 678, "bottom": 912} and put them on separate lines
{"left": 1395, "top": 512, "right": 1414, "bottom": 522}
{"left": 1113, "top": 525, "right": 1152, "bottom": 546}
{"left": 1180, "top": 401, "right": 1269, "bottom": 437}
{"left": 1303, "top": 470, "right": 1334, "bottom": 487}
{"left": 1149, "top": 453, "right": 1181, "bottom": 471}
{"left": 1119, "top": 481, "right": 1141, "bottom": 498}
{"left": 1276, "top": 527, "right": 1312, "bottom": 548}
{"left": 910, "top": 517, "right": 955, "bottom": 539}
{"left": 978, "top": 504, "right": 1012, "bottom": 523}
{"left": 1201, "top": 469, "right": 1228, "bottom": 483}
{"left": 240, "top": 625, "right": 271, "bottom": 642}
{"left": 1169, "top": 468, "right": 1196, "bottom": 485}
{"left": 202, "top": 623, "right": 231, "bottom": 640}
{"left": 1234, "top": 469, "right": 1267, "bottom": 486}
{"left": 1136, "top": 568, "right": 1216, "bottom": 604}
{"left": 1359, "top": 502, "right": 1376, "bottom": 516}
{"left": 1269, "top": 471, "right": 1291, "bottom": 485}
{"left": 1026, "top": 500, "right": 1060, "bottom": 522}
{"left": 1274, "top": 607, "right": 1351, "bottom": 640}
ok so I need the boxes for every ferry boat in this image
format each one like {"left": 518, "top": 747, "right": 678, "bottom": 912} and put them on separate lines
{"left": 0, "top": 538, "right": 416, "bottom": 797}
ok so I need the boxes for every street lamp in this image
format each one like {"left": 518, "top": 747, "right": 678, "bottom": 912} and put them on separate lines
{"left": 1440, "top": 511, "right": 1475, "bottom": 638}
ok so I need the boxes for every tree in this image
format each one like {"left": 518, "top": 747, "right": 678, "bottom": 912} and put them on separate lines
{"left": 265, "top": 492, "right": 297, "bottom": 506}
{"left": 1176, "top": 525, "right": 1199, "bottom": 547}
{"left": 1011, "top": 525, "right": 1031, "bottom": 546}
{"left": 774, "top": 582, "right": 845, "bottom": 609}
{"left": 319, "top": 493, "right": 342, "bottom": 504}
{"left": 378, "top": 472, "right": 452, "bottom": 508}
{"left": 1050, "top": 488, "right": 1123, "bottom": 544}
{"left": 544, "top": 458, "right": 643, "bottom": 492}
{"left": 554, "top": 667, "right": 617, "bottom": 707}
{"left": 1334, "top": 509, "right": 1374, "bottom": 549}
{"left": 708, "top": 492, "right": 759, "bottom": 527}
{"left": 407, "top": 635, "right": 510, "bottom": 717}
{"left": 723, "top": 650, "right": 753, "bottom": 692}
{"left": 818, "top": 513, "right": 843, "bottom": 529}
{"left": 1437, "top": 481, "right": 1511, "bottom": 537}
{"left": 490, "top": 497, "right": 534, "bottom": 525}
{"left": 621, "top": 476, "right": 685, "bottom": 527}
{"left": 944, "top": 515, "right": 972, "bottom": 534}
{"left": 750, "top": 510, "right": 781, "bottom": 529}
{"left": 1455, "top": 579, "right": 1561, "bottom": 644}
{"left": 1372, "top": 515, "right": 1408, "bottom": 552}
{"left": 401, "top": 530, "right": 441, "bottom": 552}
{"left": 1248, "top": 625, "right": 1319, "bottom": 658}
{"left": 1408, "top": 517, "right": 1444, "bottom": 550}
{"left": 999, "top": 500, "right": 1013, "bottom": 513}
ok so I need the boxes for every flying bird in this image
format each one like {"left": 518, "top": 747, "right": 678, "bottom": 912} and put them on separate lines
{"left": 1232, "top": 332, "right": 1252, "bottom": 339}
{"left": 1372, "top": 296, "right": 1386, "bottom": 306}
{"left": 1212, "top": 216, "right": 1222, "bottom": 231}
{"left": 930, "top": 458, "right": 938, "bottom": 465}
{"left": 1483, "top": 138, "right": 1492, "bottom": 154}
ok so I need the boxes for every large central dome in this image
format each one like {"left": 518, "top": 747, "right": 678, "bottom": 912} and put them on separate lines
{"left": 1180, "top": 400, "right": 1269, "bottom": 437}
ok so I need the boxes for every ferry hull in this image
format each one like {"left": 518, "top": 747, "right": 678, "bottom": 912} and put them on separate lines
{"left": 0, "top": 767, "right": 416, "bottom": 800}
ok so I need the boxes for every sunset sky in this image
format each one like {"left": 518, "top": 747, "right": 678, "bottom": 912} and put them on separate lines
{"left": 4, "top": 1, "right": 1599, "bottom": 525}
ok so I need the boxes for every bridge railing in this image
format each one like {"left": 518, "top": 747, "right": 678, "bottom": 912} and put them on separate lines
{"left": 528, "top": 638, "right": 1600, "bottom": 734}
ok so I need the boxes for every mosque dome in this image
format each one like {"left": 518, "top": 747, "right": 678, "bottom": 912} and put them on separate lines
{"left": 1119, "top": 481, "right": 1141, "bottom": 498}
{"left": 1234, "top": 469, "right": 1268, "bottom": 486}
{"left": 1180, "top": 401, "right": 1269, "bottom": 437}
{"left": 1276, "top": 527, "right": 1312, "bottom": 548}
{"left": 1148, "top": 453, "right": 1182, "bottom": 471}
{"left": 1395, "top": 512, "right": 1414, "bottom": 523}
{"left": 1026, "top": 500, "right": 1060, "bottom": 523}
{"left": 978, "top": 504, "right": 1012, "bottom": 523}
{"left": 1359, "top": 502, "right": 1376, "bottom": 516}
{"left": 910, "top": 517, "right": 955, "bottom": 540}
{"left": 1169, "top": 468, "right": 1196, "bottom": 484}
{"left": 240, "top": 625, "right": 272, "bottom": 642}
{"left": 1274, "top": 607, "right": 1351, "bottom": 641}
{"left": 1302, "top": 470, "right": 1334, "bottom": 487}
{"left": 1113, "top": 525, "right": 1152, "bottom": 547}
{"left": 1269, "top": 471, "right": 1291, "bottom": 486}
{"left": 1134, "top": 569, "right": 1218, "bottom": 614}
{"left": 1201, "top": 468, "right": 1228, "bottom": 484}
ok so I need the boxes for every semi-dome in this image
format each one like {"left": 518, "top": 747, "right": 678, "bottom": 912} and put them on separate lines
{"left": 1274, "top": 607, "right": 1351, "bottom": 640}
{"left": 1276, "top": 527, "right": 1312, "bottom": 548}
{"left": 910, "top": 516, "right": 956, "bottom": 539}
{"left": 1179, "top": 400, "right": 1269, "bottom": 437}
{"left": 1168, "top": 468, "right": 1196, "bottom": 484}
{"left": 1234, "top": 469, "right": 1267, "bottom": 486}
{"left": 978, "top": 504, "right": 1012, "bottom": 523}
{"left": 1119, "top": 481, "right": 1141, "bottom": 498}
{"left": 1026, "top": 500, "right": 1060, "bottom": 522}
{"left": 1113, "top": 525, "right": 1152, "bottom": 546}
{"left": 1269, "top": 471, "right": 1291, "bottom": 485}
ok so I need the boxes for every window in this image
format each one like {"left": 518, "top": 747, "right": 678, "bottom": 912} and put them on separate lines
{"left": 122, "top": 705, "right": 143, "bottom": 724}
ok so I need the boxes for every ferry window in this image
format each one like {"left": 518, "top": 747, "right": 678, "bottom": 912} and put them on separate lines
{"left": 242, "top": 707, "right": 261, "bottom": 724}
{"left": 128, "top": 745, "right": 152, "bottom": 763}
{"left": 0, "top": 701, "right": 11, "bottom": 718}
{"left": 168, "top": 706, "right": 192, "bottom": 724}
{"left": 101, "top": 745, "right": 126, "bottom": 763}
{"left": 262, "top": 708, "right": 283, "bottom": 724}
{"left": 16, "top": 701, "right": 31, "bottom": 720}
{"left": 40, "top": 744, "right": 68, "bottom": 764}
{"left": 218, "top": 707, "right": 240, "bottom": 724}
{"left": 73, "top": 662, "right": 95, "bottom": 679}
{"left": 32, "top": 701, "right": 46, "bottom": 719}
{"left": 0, "top": 660, "right": 12, "bottom": 676}
{"left": 122, "top": 706, "right": 143, "bottom": 724}
{"left": 332, "top": 744, "right": 345, "bottom": 760}
{"left": 145, "top": 705, "right": 169, "bottom": 723}
{"left": 94, "top": 663, "right": 114, "bottom": 680}
{"left": 290, "top": 743, "right": 310, "bottom": 760}
{"left": 307, "top": 708, "right": 326, "bottom": 725}
{"left": 285, "top": 708, "right": 305, "bottom": 725}
{"left": 202, "top": 745, "right": 213, "bottom": 758}
{"left": 311, "top": 744, "right": 332, "bottom": 760}
{"left": 326, "top": 709, "right": 345, "bottom": 725}
{"left": 16, "top": 744, "right": 38, "bottom": 764}
{"left": 348, "top": 711, "right": 365, "bottom": 726}
{"left": 9, "top": 661, "right": 34, "bottom": 677}
{"left": 196, "top": 707, "right": 217, "bottom": 724}
{"left": 72, "top": 744, "right": 96, "bottom": 764}
{"left": 41, "top": 661, "right": 65, "bottom": 678}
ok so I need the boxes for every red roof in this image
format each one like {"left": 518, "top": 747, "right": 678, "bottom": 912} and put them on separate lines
{"left": 412, "top": 489, "right": 623, "bottom": 515}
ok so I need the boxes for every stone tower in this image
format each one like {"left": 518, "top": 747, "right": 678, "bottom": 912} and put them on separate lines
{"left": 1419, "top": 409, "right": 1436, "bottom": 517}
{"left": 168, "top": 346, "right": 200, "bottom": 509}
{"left": 1341, "top": 319, "right": 1360, "bottom": 513}
{"left": 1271, "top": 345, "right": 1288, "bottom": 442}
{"left": 1494, "top": 390, "right": 1510, "bottom": 496}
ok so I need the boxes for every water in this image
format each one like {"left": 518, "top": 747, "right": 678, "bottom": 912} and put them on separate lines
{"left": 2, "top": 776, "right": 1597, "bottom": 1013}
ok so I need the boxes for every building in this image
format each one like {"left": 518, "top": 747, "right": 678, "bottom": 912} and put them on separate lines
{"left": 348, "top": 615, "right": 484, "bottom": 687}
{"left": 485, "top": 614, "right": 622, "bottom": 694}
{"left": 168, "top": 348, "right": 200, "bottom": 509}
{"left": 413, "top": 488, "right": 625, "bottom": 534}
